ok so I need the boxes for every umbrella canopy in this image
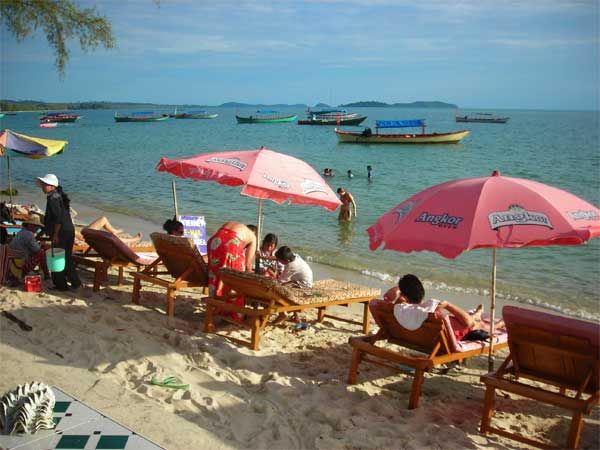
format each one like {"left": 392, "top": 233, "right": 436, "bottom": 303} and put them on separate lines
{"left": 368, "top": 170, "right": 600, "bottom": 257}
{"left": 0, "top": 129, "right": 68, "bottom": 159}
{"left": 156, "top": 147, "right": 341, "bottom": 211}
{"left": 367, "top": 170, "right": 600, "bottom": 369}
{"left": 0, "top": 129, "right": 68, "bottom": 204}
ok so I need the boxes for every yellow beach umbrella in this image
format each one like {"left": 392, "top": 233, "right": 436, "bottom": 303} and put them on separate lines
{"left": 0, "top": 129, "right": 68, "bottom": 202}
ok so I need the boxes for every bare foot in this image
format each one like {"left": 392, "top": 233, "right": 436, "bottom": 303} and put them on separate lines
{"left": 121, "top": 232, "right": 142, "bottom": 245}
{"left": 272, "top": 313, "right": 287, "bottom": 325}
{"left": 471, "top": 304, "right": 484, "bottom": 321}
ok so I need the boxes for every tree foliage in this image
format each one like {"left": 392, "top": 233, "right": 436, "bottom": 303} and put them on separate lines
{"left": 0, "top": 0, "right": 115, "bottom": 78}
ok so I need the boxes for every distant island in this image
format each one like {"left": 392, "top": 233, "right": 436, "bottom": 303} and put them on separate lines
{"left": 339, "top": 101, "right": 457, "bottom": 108}
{"left": 0, "top": 99, "right": 456, "bottom": 112}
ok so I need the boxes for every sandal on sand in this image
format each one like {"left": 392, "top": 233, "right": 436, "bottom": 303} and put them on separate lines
{"left": 150, "top": 376, "right": 189, "bottom": 390}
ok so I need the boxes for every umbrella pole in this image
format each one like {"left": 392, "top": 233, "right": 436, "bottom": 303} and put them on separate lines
{"left": 171, "top": 180, "right": 179, "bottom": 218}
{"left": 255, "top": 199, "right": 264, "bottom": 274}
{"left": 256, "top": 198, "right": 263, "bottom": 242}
{"left": 7, "top": 155, "right": 13, "bottom": 204}
{"left": 488, "top": 248, "right": 497, "bottom": 372}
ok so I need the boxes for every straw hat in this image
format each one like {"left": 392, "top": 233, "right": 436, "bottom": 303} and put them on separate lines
{"left": 22, "top": 215, "right": 44, "bottom": 228}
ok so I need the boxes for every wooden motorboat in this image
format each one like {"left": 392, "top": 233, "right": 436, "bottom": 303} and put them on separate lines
{"left": 335, "top": 119, "right": 469, "bottom": 144}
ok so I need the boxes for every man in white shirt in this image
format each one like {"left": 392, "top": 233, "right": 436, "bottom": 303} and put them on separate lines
{"left": 273, "top": 246, "right": 313, "bottom": 324}
{"left": 275, "top": 246, "right": 313, "bottom": 287}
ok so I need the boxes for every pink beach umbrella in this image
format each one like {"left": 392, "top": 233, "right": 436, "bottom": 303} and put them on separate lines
{"left": 367, "top": 170, "right": 600, "bottom": 369}
{"left": 156, "top": 146, "right": 341, "bottom": 238}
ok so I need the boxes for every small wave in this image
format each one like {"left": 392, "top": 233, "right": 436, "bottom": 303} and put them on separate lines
{"left": 310, "top": 254, "right": 600, "bottom": 323}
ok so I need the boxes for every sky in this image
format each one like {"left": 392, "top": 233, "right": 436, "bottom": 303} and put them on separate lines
{"left": 1, "top": 0, "right": 598, "bottom": 110}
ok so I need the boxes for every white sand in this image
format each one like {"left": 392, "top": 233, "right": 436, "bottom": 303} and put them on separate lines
{"left": 2, "top": 192, "right": 598, "bottom": 449}
{"left": 1, "top": 271, "right": 599, "bottom": 449}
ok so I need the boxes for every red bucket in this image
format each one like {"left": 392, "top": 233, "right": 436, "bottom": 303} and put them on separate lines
{"left": 24, "top": 275, "right": 42, "bottom": 293}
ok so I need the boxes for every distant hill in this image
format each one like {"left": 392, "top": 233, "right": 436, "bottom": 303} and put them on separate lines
{"left": 219, "top": 102, "right": 307, "bottom": 108}
{"left": 339, "top": 100, "right": 457, "bottom": 108}
{"left": 1, "top": 99, "right": 457, "bottom": 112}
{"left": 0, "top": 99, "right": 193, "bottom": 112}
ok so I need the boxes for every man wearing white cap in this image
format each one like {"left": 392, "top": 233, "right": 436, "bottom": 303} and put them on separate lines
{"left": 37, "top": 174, "right": 81, "bottom": 290}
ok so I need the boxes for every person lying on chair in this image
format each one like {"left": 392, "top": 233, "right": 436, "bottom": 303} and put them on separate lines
{"left": 75, "top": 216, "right": 142, "bottom": 245}
{"left": 368, "top": 274, "right": 504, "bottom": 343}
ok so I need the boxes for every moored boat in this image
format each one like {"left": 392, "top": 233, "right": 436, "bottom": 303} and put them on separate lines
{"left": 235, "top": 110, "right": 297, "bottom": 123}
{"left": 455, "top": 112, "right": 509, "bottom": 123}
{"left": 114, "top": 111, "right": 169, "bottom": 122}
{"left": 298, "top": 108, "right": 367, "bottom": 125}
{"left": 335, "top": 119, "right": 469, "bottom": 144}
{"left": 39, "top": 112, "right": 81, "bottom": 123}
{"left": 171, "top": 110, "right": 218, "bottom": 119}
{"left": 39, "top": 122, "right": 58, "bottom": 128}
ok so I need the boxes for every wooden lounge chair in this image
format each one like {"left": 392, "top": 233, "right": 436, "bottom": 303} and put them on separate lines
{"left": 131, "top": 232, "right": 208, "bottom": 317}
{"left": 480, "top": 306, "right": 600, "bottom": 449}
{"left": 347, "top": 301, "right": 508, "bottom": 409}
{"left": 203, "top": 268, "right": 381, "bottom": 350}
{"left": 73, "top": 228, "right": 157, "bottom": 291}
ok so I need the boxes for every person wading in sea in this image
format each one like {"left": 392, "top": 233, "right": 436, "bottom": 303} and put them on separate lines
{"left": 337, "top": 187, "right": 357, "bottom": 222}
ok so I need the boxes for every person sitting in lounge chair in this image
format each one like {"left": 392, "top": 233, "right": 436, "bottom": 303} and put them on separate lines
{"left": 368, "top": 274, "right": 503, "bottom": 342}
{"left": 162, "top": 217, "right": 184, "bottom": 236}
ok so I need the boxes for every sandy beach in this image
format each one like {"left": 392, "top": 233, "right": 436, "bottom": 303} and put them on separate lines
{"left": 1, "top": 194, "right": 599, "bottom": 450}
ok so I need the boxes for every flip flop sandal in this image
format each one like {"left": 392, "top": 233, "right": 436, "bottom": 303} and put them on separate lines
{"left": 150, "top": 376, "right": 189, "bottom": 390}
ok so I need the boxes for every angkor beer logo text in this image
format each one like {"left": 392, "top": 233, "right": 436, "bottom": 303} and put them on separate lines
{"left": 415, "top": 212, "right": 463, "bottom": 228}
{"left": 301, "top": 179, "right": 327, "bottom": 195}
{"left": 488, "top": 204, "right": 552, "bottom": 229}
{"left": 205, "top": 157, "right": 247, "bottom": 171}
{"left": 394, "top": 201, "right": 415, "bottom": 224}
{"left": 263, "top": 173, "right": 290, "bottom": 190}
{"left": 568, "top": 210, "right": 600, "bottom": 221}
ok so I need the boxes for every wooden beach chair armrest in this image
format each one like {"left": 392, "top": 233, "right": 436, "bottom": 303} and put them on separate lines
{"left": 349, "top": 337, "right": 434, "bottom": 370}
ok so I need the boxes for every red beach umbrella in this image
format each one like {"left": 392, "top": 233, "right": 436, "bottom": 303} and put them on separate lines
{"left": 156, "top": 146, "right": 341, "bottom": 238}
{"left": 367, "top": 170, "right": 600, "bottom": 369}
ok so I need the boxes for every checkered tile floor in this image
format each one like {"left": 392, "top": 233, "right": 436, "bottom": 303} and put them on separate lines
{"left": 0, "top": 387, "right": 164, "bottom": 449}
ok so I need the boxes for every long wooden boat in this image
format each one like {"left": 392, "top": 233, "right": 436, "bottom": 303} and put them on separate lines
{"left": 172, "top": 110, "right": 218, "bottom": 119}
{"left": 298, "top": 109, "right": 367, "bottom": 125}
{"left": 39, "top": 112, "right": 81, "bottom": 123}
{"left": 335, "top": 119, "right": 469, "bottom": 144}
{"left": 114, "top": 112, "right": 169, "bottom": 122}
{"left": 236, "top": 111, "right": 297, "bottom": 123}
{"left": 455, "top": 112, "right": 509, "bottom": 123}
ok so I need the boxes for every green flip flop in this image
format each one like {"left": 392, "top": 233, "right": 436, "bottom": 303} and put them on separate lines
{"left": 150, "top": 376, "right": 189, "bottom": 390}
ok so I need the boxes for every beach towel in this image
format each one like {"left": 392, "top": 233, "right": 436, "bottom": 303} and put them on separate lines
{"left": 393, "top": 299, "right": 440, "bottom": 330}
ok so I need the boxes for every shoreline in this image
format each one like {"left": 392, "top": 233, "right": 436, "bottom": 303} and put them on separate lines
{"left": 7, "top": 188, "right": 594, "bottom": 321}
{"left": 10, "top": 189, "right": 518, "bottom": 314}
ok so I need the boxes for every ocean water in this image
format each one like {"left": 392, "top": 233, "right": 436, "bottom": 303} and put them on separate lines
{"left": 2, "top": 107, "right": 599, "bottom": 320}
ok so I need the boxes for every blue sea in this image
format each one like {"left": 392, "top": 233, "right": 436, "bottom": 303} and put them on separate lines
{"left": 2, "top": 107, "right": 599, "bottom": 320}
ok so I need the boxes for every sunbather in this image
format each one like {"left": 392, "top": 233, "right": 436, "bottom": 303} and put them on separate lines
{"left": 162, "top": 217, "right": 184, "bottom": 236}
{"left": 75, "top": 216, "right": 142, "bottom": 245}
{"left": 369, "top": 274, "right": 504, "bottom": 342}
